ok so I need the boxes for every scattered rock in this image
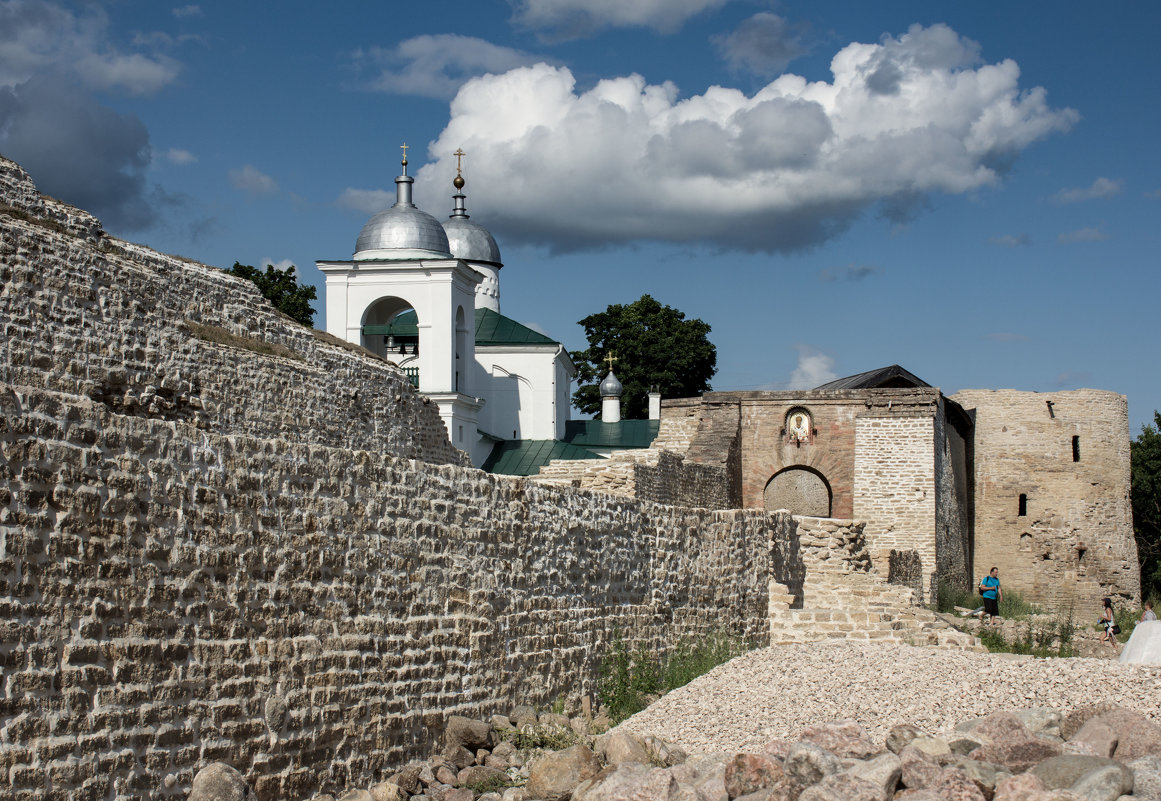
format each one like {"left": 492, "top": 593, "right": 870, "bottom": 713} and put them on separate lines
{"left": 526, "top": 744, "right": 600, "bottom": 801}
{"left": 188, "top": 763, "right": 250, "bottom": 801}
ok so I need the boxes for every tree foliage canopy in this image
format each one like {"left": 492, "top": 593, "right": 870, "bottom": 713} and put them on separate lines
{"left": 1132, "top": 410, "right": 1161, "bottom": 601}
{"left": 227, "top": 262, "right": 317, "bottom": 327}
{"left": 572, "top": 294, "right": 716, "bottom": 420}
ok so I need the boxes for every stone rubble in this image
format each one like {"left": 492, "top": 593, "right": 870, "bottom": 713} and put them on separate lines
{"left": 184, "top": 642, "right": 1161, "bottom": 801}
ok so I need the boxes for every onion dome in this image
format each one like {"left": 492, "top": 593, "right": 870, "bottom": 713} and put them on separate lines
{"left": 442, "top": 154, "right": 502, "bottom": 267}
{"left": 600, "top": 370, "right": 623, "bottom": 398}
{"left": 355, "top": 148, "right": 452, "bottom": 261}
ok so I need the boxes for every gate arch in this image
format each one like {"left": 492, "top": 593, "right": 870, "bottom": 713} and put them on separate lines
{"left": 764, "top": 466, "right": 832, "bottom": 516}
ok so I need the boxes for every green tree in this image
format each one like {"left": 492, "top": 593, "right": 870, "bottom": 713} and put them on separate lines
{"left": 227, "top": 262, "right": 317, "bottom": 327}
{"left": 572, "top": 294, "right": 716, "bottom": 419}
{"left": 1132, "top": 411, "right": 1161, "bottom": 601}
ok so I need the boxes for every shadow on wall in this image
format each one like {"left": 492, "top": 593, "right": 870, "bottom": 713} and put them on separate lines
{"left": 771, "top": 517, "right": 807, "bottom": 608}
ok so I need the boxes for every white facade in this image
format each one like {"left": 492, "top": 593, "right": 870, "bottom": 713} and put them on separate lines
{"left": 319, "top": 154, "right": 574, "bottom": 466}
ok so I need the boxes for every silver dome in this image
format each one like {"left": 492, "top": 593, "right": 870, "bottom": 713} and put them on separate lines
{"left": 354, "top": 163, "right": 453, "bottom": 261}
{"left": 600, "top": 371, "right": 623, "bottom": 398}
{"left": 355, "top": 205, "right": 452, "bottom": 260}
{"left": 444, "top": 216, "right": 501, "bottom": 266}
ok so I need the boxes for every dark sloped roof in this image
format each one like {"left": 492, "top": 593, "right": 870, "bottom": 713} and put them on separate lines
{"left": 561, "top": 419, "right": 660, "bottom": 449}
{"left": 481, "top": 439, "right": 598, "bottom": 475}
{"left": 362, "top": 308, "right": 559, "bottom": 347}
{"left": 813, "top": 364, "right": 930, "bottom": 390}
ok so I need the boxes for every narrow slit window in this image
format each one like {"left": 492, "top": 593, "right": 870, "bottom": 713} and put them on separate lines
{"left": 1018, "top": 494, "right": 1027, "bottom": 516}
{"left": 1072, "top": 435, "right": 1080, "bottom": 462}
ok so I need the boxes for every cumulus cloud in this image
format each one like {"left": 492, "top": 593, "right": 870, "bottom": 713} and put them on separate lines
{"left": 1058, "top": 225, "right": 1109, "bottom": 243}
{"left": 819, "top": 263, "right": 879, "bottom": 282}
{"left": 172, "top": 4, "right": 201, "bottom": 17}
{"left": 355, "top": 35, "right": 545, "bottom": 99}
{"left": 229, "top": 165, "right": 278, "bottom": 196}
{"left": 164, "top": 147, "right": 196, "bottom": 165}
{"left": 511, "top": 0, "right": 728, "bottom": 38}
{"left": 1050, "top": 176, "right": 1122, "bottom": 204}
{"left": 0, "top": 75, "right": 167, "bottom": 230}
{"left": 988, "top": 233, "right": 1029, "bottom": 247}
{"left": 412, "top": 24, "right": 1077, "bottom": 253}
{"left": 713, "top": 13, "right": 806, "bottom": 76}
{"left": 786, "top": 346, "right": 837, "bottom": 390}
{"left": 0, "top": 0, "right": 179, "bottom": 95}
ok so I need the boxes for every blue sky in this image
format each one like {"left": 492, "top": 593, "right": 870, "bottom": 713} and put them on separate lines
{"left": 2, "top": 1, "right": 1158, "bottom": 432}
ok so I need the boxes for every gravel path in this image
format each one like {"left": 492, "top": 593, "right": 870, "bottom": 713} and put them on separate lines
{"left": 613, "top": 642, "right": 1161, "bottom": 754}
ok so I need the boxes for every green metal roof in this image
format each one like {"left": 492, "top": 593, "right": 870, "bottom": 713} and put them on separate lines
{"left": 562, "top": 419, "right": 660, "bottom": 449}
{"left": 362, "top": 308, "right": 559, "bottom": 347}
{"left": 481, "top": 439, "right": 599, "bottom": 475}
{"left": 474, "top": 308, "right": 558, "bottom": 346}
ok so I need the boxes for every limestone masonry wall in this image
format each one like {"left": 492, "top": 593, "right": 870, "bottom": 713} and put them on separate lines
{"left": 0, "top": 156, "right": 463, "bottom": 467}
{"left": 0, "top": 156, "right": 780, "bottom": 800}
{"left": 0, "top": 384, "right": 777, "bottom": 801}
{"left": 951, "top": 388, "right": 1139, "bottom": 610}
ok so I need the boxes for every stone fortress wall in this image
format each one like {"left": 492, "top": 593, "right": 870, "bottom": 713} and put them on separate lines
{"left": 0, "top": 155, "right": 786, "bottom": 799}
{"left": 951, "top": 388, "right": 1139, "bottom": 610}
{"left": 0, "top": 157, "right": 463, "bottom": 468}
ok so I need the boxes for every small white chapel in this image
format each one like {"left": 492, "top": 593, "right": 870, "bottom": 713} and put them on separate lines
{"left": 317, "top": 147, "right": 579, "bottom": 467}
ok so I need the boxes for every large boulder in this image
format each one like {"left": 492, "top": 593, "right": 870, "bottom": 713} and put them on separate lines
{"left": 526, "top": 744, "right": 601, "bottom": 801}
{"left": 1129, "top": 755, "right": 1161, "bottom": 801}
{"left": 797, "top": 722, "right": 878, "bottom": 760}
{"left": 602, "top": 731, "right": 651, "bottom": 766}
{"left": 447, "top": 716, "right": 494, "bottom": 752}
{"left": 970, "top": 713, "right": 1062, "bottom": 773}
{"left": 783, "top": 742, "right": 841, "bottom": 788}
{"left": 188, "top": 763, "right": 250, "bottom": 801}
{"left": 723, "top": 753, "right": 784, "bottom": 799}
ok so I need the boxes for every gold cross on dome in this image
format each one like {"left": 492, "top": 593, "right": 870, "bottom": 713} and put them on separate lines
{"left": 604, "top": 353, "right": 617, "bottom": 371}
{"left": 400, "top": 142, "right": 409, "bottom": 162}
{"left": 454, "top": 148, "right": 465, "bottom": 175}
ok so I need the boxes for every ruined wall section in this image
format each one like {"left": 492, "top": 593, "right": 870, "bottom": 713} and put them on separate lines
{"left": 934, "top": 400, "right": 972, "bottom": 594}
{"left": 0, "top": 384, "right": 776, "bottom": 801}
{"left": 0, "top": 156, "right": 463, "bottom": 466}
{"left": 853, "top": 413, "right": 937, "bottom": 598}
{"left": 951, "top": 388, "right": 1139, "bottom": 610}
{"left": 532, "top": 449, "right": 732, "bottom": 510}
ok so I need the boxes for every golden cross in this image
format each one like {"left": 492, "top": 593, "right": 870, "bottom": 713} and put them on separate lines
{"left": 454, "top": 148, "right": 465, "bottom": 176}
{"left": 400, "top": 142, "right": 409, "bottom": 162}
{"left": 604, "top": 353, "right": 617, "bottom": 371}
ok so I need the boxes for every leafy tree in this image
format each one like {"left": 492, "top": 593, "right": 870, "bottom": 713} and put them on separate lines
{"left": 1132, "top": 411, "right": 1161, "bottom": 601}
{"left": 227, "top": 261, "right": 317, "bottom": 327}
{"left": 572, "top": 294, "right": 716, "bottom": 419}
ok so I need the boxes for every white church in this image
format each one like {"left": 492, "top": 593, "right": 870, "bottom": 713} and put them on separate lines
{"left": 318, "top": 149, "right": 587, "bottom": 467}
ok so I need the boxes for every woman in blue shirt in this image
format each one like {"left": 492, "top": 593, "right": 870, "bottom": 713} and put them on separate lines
{"left": 978, "top": 567, "right": 1002, "bottom": 621}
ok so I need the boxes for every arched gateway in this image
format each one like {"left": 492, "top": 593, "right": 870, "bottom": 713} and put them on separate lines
{"left": 764, "top": 466, "right": 832, "bottom": 516}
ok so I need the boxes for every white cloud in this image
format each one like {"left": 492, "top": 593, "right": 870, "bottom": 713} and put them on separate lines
{"left": 413, "top": 24, "right": 1077, "bottom": 253}
{"left": 1050, "top": 176, "right": 1122, "bottom": 204}
{"left": 172, "top": 4, "right": 201, "bottom": 17}
{"left": 988, "top": 233, "right": 1029, "bottom": 247}
{"left": 786, "top": 346, "right": 837, "bottom": 390}
{"left": 713, "top": 13, "right": 806, "bottom": 76}
{"left": 0, "top": 0, "right": 179, "bottom": 95}
{"left": 355, "top": 35, "right": 545, "bottom": 100}
{"left": 229, "top": 165, "right": 278, "bottom": 195}
{"left": 164, "top": 147, "right": 196, "bottom": 165}
{"left": 336, "top": 187, "right": 393, "bottom": 213}
{"left": 1058, "top": 225, "right": 1109, "bottom": 243}
{"left": 260, "top": 258, "right": 296, "bottom": 272}
{"left": 511, "top": 0, "right": 727, "bottom": 38}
